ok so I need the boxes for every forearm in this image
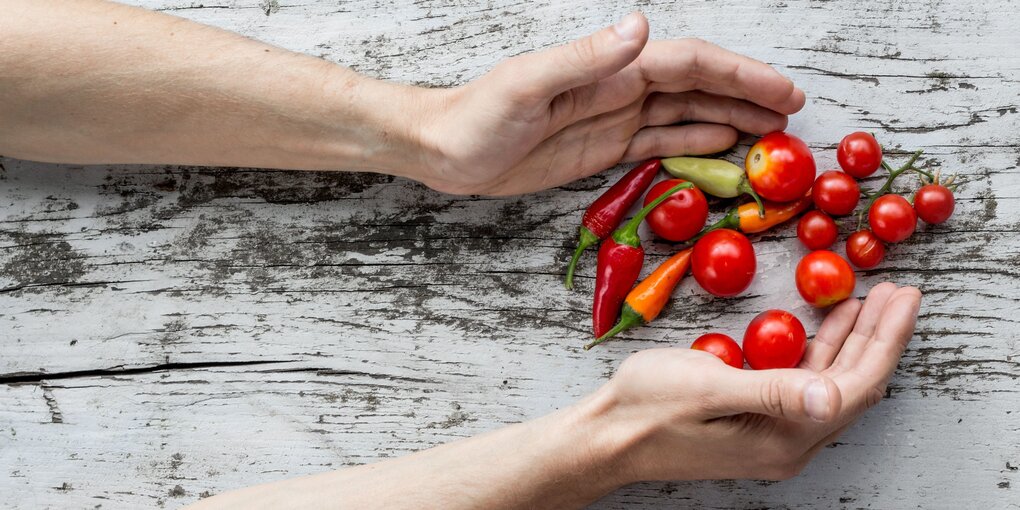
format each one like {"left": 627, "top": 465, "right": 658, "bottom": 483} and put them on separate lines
{"left": 189, "top": 390, "right": 633, "bottom": 510}
{"left": 0, "top": 0, "right": 434, "bottom": 176}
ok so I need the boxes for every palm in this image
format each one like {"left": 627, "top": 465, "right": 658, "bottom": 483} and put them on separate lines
{"left": 743, "top": 283, "right": 920, "bottom": 459}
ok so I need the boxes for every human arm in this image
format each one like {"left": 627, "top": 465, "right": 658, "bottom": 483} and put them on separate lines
{"left": 1, "top": 1, "right": 802, "bottom": 195}
{"left": 189, "top": 283, "right": 922, "bottom": 509}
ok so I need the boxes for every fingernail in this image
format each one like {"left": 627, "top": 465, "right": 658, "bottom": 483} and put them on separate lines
{"left": 803, "top": 379, "right": 830, "bottom": 422}
{"left": 613, "top": 12, "right": 643, "bottom": 41}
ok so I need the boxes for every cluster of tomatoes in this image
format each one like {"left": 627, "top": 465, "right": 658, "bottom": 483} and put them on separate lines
{"left": 639, "top": 131, "right": 956, "bottom": 369}
{"left": 795, "top": 132, "right": 956, "bottom": 310}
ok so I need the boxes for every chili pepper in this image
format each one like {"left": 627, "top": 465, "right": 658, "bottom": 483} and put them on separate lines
{"left": 662, "top": 156, "right": 765, "bottom": 217}
{"left": 695, "top": 192, "right": 812, "bottom": 240}
{"left": 564, "top": 160, "right": 661, "bottom": 289}
{"left": 585, "top": 248, "right": 693, "bottom": 350}
{"left": 592, "top": 181, "right": 693, "bottom": 338}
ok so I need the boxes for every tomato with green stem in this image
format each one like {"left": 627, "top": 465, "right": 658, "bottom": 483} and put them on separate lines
{"left": 797, "top": 211, "right": 838, "bottom": 250}
{"left": 837, "top": 132, "right": 883, "bottom": 178}
{"left": 812, "top": 170, "right": 860, "bottom": 216}
{"left": 691, "top": 229, "right": 756, "bottom": 297}
{"left": 643, "top": 179, "right": 709, "bottom": 242}
{"left": 691, "top": 333, "right": 744, "bottom": 369}
{"left": 745, "top": 132, "right": 816, "bottom": 202}
{"left": 846, "top": 230, "right": 885, "bottom": 269}
{"left": 742, "top": 310, "right": 807, "bottom": 370}
{"left": 915, "top": 184, "right": 955, "bottom": 224}
{"left": 796, "top": 250, "right": 855, "bottom": 307}
{"left": 869, "top": 194, "right": 916, "bottom": 243}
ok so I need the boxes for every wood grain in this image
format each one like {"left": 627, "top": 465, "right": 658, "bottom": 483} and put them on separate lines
{"left": 1, "top": 0, "right": 1018, "bottom": 508}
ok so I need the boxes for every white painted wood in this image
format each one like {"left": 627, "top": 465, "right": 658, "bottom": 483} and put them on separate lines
{"left": 1, "top": 0, "right": 1018, "bottom": 508}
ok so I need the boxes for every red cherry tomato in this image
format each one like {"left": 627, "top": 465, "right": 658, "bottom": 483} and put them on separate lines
{"left": 691, "top": 333, "right": 744, "bottom": 369}
{"left": 869, "top": 194, "right": 917, "bottom": 243}
{"left": 797, "top": 211, "right": 838, "bottom": 250}
{"left": 846, "top": 230, "right": 886, "bottom": 269}
{"left": 795, "top": 250, "right": 856, "bottom": 307}
{"left": 745, "top": 132, "right": 816, "bottom": 202}
{"left": 914, "top": 184, "right": 955, "bottom": 224}
{"left": 742, "top": 310, "right": 807, "bottom": 370}
{"left": 812, "top": 170, "right": 860, "bottom": 216}
{"left": 692, "top": 229, "right": 756, "bottom": 297}
{"left": 837, "top": 132, "right": 883, "bottom": 178}
{"left": 643, "top": 179, "right": 709, "bottom": 242}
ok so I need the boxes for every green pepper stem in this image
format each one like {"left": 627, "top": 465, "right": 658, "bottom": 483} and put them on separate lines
{"left": 564, "top": 227, "right": 599, "bottom": 290}
{"left": 612, "top": 182, "right": 693, "bottom": 247}
{"left": 584, "top": 307, "right": 644, "bottom": 350}
{"left": 687, "top": 207, "right": 740, "bottom": 244}
{"left": 738, "top": 179, "right": 766, "bottom": 218}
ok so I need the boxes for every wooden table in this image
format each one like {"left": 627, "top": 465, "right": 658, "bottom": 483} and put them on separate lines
{"left": 2, "top": 1, "right": 1017, "bottom": 508}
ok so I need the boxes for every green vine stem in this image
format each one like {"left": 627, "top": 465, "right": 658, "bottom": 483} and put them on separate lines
{"left": 856, "top": 149, "right": 925, "bottom": 229}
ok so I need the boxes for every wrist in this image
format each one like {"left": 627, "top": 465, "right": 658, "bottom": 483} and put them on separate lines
{"left": 557, "top": 383, "right": 653, "bottom": 492}
{"left": 314, "top": 69, "right": 448, "bottom": 180}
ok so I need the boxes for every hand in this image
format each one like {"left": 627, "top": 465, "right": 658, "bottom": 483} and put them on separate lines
{"left": 410, "top": 12, "right": 805, "bottom": 195}
{"left": 580, "top": 283, "right": 921, "bottom": 483}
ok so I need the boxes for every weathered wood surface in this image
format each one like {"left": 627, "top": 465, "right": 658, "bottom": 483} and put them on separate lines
{"left": 1, "top": 0, "right": 1018, "bottom": 508}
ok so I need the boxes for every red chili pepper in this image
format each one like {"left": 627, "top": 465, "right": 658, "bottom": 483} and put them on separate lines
{"left": 585, "top": 248, "right": 693, "bottom": 350}
{"left": 564, "top": 160, "right": 661, "bottom": 289}
{"left": 592, "top": 181, "right": 693, "bottom": 338}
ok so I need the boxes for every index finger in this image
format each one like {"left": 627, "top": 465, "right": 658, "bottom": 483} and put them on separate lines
{"left": 852, "top": 286, "right": 922, "bottom": 388}
{"left": 828, "top": 287, "right": 921, "bottom": 424}
{"left": 637, "top": 39, "right": 806, "bottom": 115}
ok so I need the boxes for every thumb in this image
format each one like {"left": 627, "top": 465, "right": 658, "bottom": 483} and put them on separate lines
{"left": 507, "top": 12, "right": 648, "bottom": 98}
{"left": 707, "top": 369, "right": 843, "bottom": 423}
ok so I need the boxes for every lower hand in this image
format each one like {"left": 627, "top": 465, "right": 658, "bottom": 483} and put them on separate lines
{"left": 410, "top": 12, "right": 805, "bottom": 195}
{"left": 575, "top": 283, "right": 921, "bottom": 483}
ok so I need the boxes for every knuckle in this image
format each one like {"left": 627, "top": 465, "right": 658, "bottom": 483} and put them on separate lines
{"left": 865, "top": 386, "right": 885, "bottom": 409}
{"left": 759, "top": 378, "right": 787, "bottom": 417}
{"left": 569, "top": 37, "right": 599, "bottom": 76}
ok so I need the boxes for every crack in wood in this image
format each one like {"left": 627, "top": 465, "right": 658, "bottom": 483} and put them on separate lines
{"left": 0, "top": 360, "right": 293, "bottom": 385}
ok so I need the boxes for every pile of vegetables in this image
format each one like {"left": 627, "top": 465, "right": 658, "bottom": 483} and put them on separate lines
{"left": 565, "top": 131, "right": 957, "bottom": 368}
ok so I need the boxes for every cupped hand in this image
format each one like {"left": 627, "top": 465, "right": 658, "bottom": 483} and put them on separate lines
{"left": 412, "top": 12, "right": 805, "bottom": 195}
{"left": 590, "top": 283, "right": 921, "bottom": 483}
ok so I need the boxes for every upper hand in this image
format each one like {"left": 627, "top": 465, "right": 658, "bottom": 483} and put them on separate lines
{"left": 579, "top": 283, "right": 922, "bottom": 483}
{"left": 411, "top": 12, "right": 805, "bottom": 195}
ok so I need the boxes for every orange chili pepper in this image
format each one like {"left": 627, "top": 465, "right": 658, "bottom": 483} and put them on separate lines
{"left": 584, "top": 248, "right": 693, "bottom": 350}
{"left": 695, "top": 193, "right": 813, "bottom": 239}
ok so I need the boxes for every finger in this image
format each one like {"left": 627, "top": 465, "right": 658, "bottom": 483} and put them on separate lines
{"left": 620, "top": 123, "right": 738, "bottom": 161}
{"left": 641, "top": 91, "right": 789, "bottom": 135}
{"left": 831, "top": 282, "right": 898, "bottom": 371}
{"left": 799, "top": 297, "right": 862, "bottom": 371}
{"left": 851, "top": 287, "right": 922, "bottom": 389}
{"left": 502, "top": 12, "right": 648, "bottom": 101}
{"left": 703, "top": 368, "right": 843, "bottom": 424}
{"left": 637, "top": 39, "right": 805, "bottom": 115}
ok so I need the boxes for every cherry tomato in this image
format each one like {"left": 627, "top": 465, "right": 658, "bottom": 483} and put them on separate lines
{"left": 745, "top": 132, "right": 816, "bottom": 202}
{"left": 797, "top": 211, "right": 838, "bottom": 250}
{"left": 837, "top": 132, "right": 883, "bottom": 178}
{"left": 691, "top": 333, "right": 744, "bottom": 369}
{"left": 812, "top": 170, "right": 860, "bottom": 216}
{"left": 869, "top": 194, "right": 917, "bottom": 243}
{"left": 846, "top": 229, "right": 885, "bottom": 269}
{"left": 742, "top": 310, "right": 807, "bottom": 370}
{"left": 643, "top": 179, "right": 709, "bottom": 242}
{"left": 795, "top": 250, "right": 856, "bottom": 307}
{"left": 914, "top": 184, "right": 955, "bottom": 224}
{"left": 692, "top": 229, "right": 756, "bottom": 297}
